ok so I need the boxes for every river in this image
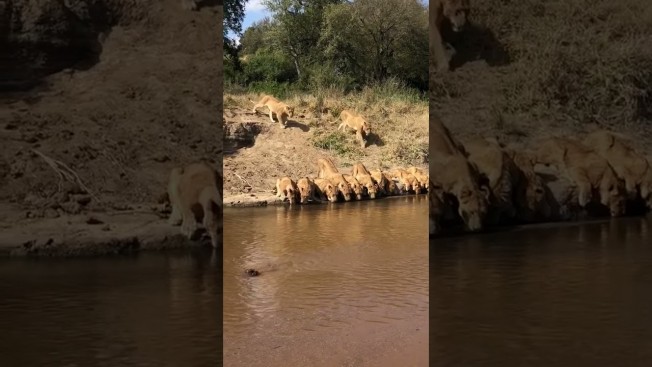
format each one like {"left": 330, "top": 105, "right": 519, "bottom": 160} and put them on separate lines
{"left": 0, "top": 249, "right": 221, "bottom": 367}
{"left": 430, "top": 215, "right": 652, "bottom": 366}
{"left": 223, "top": 196, "right": 429, "bottom": 367}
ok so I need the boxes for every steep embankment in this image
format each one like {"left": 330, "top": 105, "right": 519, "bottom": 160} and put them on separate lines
{"left": 0, "top": 0, "right": 221, "bottom": 255}
{"left": 223, "top": 92, "right": 428, "bottom": 206}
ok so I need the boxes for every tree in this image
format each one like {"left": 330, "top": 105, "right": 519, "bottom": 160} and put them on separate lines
{"left": 262, "top": 0, "right": 343, "bottom": 79}
{"left": 320, "top": 0, "right": 428, "bottom": 90}
{"left": 224, "top": 0, "right": 248, "bottom": 66}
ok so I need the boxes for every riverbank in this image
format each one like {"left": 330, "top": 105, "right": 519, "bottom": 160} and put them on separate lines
{"left": 0, "top": 203, "right": 213, "bottom": 257}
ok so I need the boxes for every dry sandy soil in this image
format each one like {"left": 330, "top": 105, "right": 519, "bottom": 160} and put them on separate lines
{"left": 223, "top": 92, "right": 429, "bottom": 206}
{"left": 0, "top": 0, "right": 222, "bottom": 255}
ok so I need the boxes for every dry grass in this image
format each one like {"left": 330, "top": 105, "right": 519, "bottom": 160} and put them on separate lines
{"left": 474, "top": 0, "right": 652, "bottom": 127}
{"left": 224, "top": 88, "right": 428, "bottom": 168}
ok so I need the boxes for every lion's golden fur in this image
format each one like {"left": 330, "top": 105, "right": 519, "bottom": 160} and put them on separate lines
{"left": 167, "top": 161, "right": 222, "bottom": 248}
{"left": 252, "top": 94, "right": 295, "bottom": 128}
{"left": 338, "top": 109, "right": 372, "bottom": 149}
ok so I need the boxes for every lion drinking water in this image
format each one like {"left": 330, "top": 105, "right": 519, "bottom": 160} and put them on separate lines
{"left": 276, "top": 176, "right": 299, "bottom": 204}
{"left": 167, "top": 161, "right": 222, "bottom": 248}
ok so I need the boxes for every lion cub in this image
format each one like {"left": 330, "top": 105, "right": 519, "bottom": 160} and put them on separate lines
{"left": 252, "top": 94, "right": 295, "bottom": 129}
{"left": 276, "top": 177, "right": 298, "bottom": 204}
{"left": 338, "top": 109, "right": 372, "bottom": 148}
{"left": 167, "top": 161, "right": 222, "bottom": 248}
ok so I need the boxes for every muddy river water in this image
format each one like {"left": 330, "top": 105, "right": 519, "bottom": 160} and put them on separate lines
{"left": 431, "top": 215, "right": 652, "bottom": 366}
{"left": 0, "top": 249, "right": 221, "bottom": 367}
{"left": 223, "top": 196, "right": 429, "bottom": 367}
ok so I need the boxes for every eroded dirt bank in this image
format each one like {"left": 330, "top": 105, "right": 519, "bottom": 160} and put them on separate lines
{"left": 223, "top": 93, "right": 428, "bottom": 206}
{"left": 0, "top": 0, "right": 222, "bottom": 256}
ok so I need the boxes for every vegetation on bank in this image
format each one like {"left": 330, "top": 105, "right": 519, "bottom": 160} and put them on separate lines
{"left": 432, "top": 0, "right": 652, "bottom": 129}
{"left": 225, "top": 0, "right": 428, "bottom": 97}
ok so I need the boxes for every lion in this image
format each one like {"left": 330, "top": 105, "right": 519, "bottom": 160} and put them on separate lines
{"left": 406, "top": 167, "right": 429, "bottom": 194}
{"left": 167, "top": 161, "right": 221, "bottom": 248}
{"left": 327, "top": 174, "right": 354, "bottom": 202}
{"left": 276, "top": 176, "right": 298, "bottom": 204}
{"left": 313, "top": 178, "right": 339, "bottom": 203}
{"left": 462, "top": 136, "right": 517, "bottom": 223}
{"left": 343, "top": 174, "right": 364, "bottom": 200}
{"left": 316, "top": 157, "right": 340, "bottom": 178}
{"left": 370, "top": 170, "right": 390, "bottom": 196}
{"left": 583, "top": 130, "right": 652, "bottom": 203}
{"left": 430, "top": 154, "right": 490, "bottom": 232}
{"left": 430, "top": 117, "right": 490, "bottom": 231}
{"left": 338, "top": 109, "right": 372, "bottom": 149}
{"left": 251, "top": 94, "right": 295, "bottom": 129}
{"left": 390, "top": 169, "right": 419, "bottom": 194}
{"left": 430, "top": 0, "right": 471, "bottom": 73}
{"left": 296, "top": 177, "right": 316, "bottom": 204}
{"left": 503, "top": 148, "right": 552, "bottom": 222}
{"left": 533, "top": 137, "right": 627, "bottom": 217}
{"left": 351, "top": 162, "right": 380, "bottom": 199}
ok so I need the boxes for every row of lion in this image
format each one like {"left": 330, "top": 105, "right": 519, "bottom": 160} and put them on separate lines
{"left": 276, "top": 158, "right": 428, "bottom": 204}
{"left": 252, "top": 94, "right": 373, "bottom": 148}
{"left": 429, "top": 116, "right": 652, "bottom": 235}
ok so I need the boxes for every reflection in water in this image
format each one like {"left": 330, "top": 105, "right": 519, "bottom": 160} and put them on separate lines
{"left": 431, "top": 216, "right": 652, "bottom": 366}
{"left": 224, "top": 196, "right": 428, "bottom": 367}
{"left": 0, "top": 250, "right": 221, "bottom": 367}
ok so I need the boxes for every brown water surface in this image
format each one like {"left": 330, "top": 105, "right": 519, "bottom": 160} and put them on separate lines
{"left": 431, "top": 216, "right": 652, "bottom": 366}
{"left": 223, "top": 196, "right": 429, "bottom": 367}
{"left": 0, "top": 250, "right": 220, "bottom": 367}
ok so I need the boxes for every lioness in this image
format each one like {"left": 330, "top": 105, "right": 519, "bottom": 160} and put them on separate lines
{"left": 390, "top": 169, "right": 418, "bottom": 194}
{"left": 313, "top": 178, "right": 339, "bottom": 203}
{"left": 430, "top": 0, "right": 471, "bottom": 73}
{"left": 343, "top": 174, "right": 364, "bottom": 200}
{"left": 167, "top": 161, "right": 221, "bottom": 248}
{"left": 533, "top": 137, "right": 626, "bottom": 217}
{"left": 406, "top": 167, "right": 429, "bottom": 194}
{"left": 276, "top": 176, "right": 298, "bottom": 204}
{"left": 583, "top": 130, "right": 652, "bottom": 203}
{"left": 327, "top": 174, "right": 354, "bottom": 202}
{"left": 504, "top": 148, "right": 552, "bottom": 222}
{"left": 431, "top": 154, "right": 490, "bottom": 232}
{"left": 316, "top": 157, "right": 340, "bottom": 178}
{"left": 430, "top": 117, "right": 489, "bottom": 231}
{"left": 296, "top": 177, "right": 316, "bottom": 204}
{"left": 251, "top": 94, "right": 295, "bottom": 129}
{"left": 352, "top": 162, "right": 380, "bottom": 199}
{"left": 462, "top": 136, "right": 517, "bottom": 223}
{"left": 338, "top": 109, "right": 372, "bottom": 149}
{"left": 382, "top": 171, "right": 400, "bottom": 196}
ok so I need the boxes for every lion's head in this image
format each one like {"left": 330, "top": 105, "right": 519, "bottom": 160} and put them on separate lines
{"left": 443, "top": 0, "right": 470, "bottom": 32}
{"left": 285, "top": 105, "right": 295, "bottom": 118}
{"left": 361, "top": 120, "right": 372, "bottom": 136}
{"left": 600, "top": 173, "right": 627, "bottom": 217}
{"left": 322, "top": 182, "right": 338, "bottom": 203}
{"left": 338, "top": 181, "right": 353, "bottom": 201}
{"left": 454, "top": 182, "right": 489, "bottom": 232}
{"left": 347, "top": 178, "right": 363, "bottom": 200}
{"left": 297, "top": 178, "right": 313, "bottom": 204}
